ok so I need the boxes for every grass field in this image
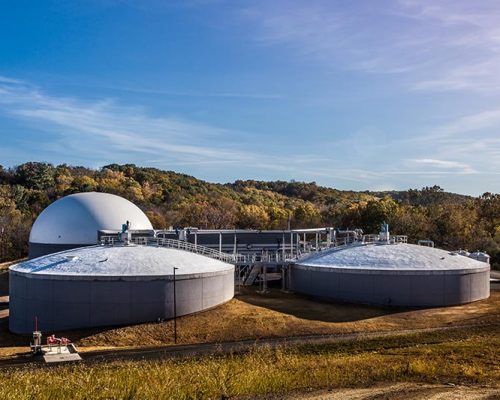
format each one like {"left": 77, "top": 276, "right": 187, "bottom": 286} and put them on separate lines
{"left": 0, "top": 325, "right": 498, "bottom": 399}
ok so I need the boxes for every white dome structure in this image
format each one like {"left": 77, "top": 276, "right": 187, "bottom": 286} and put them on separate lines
{"left": 29, "top": 192, "right": 153, "bottom": 258}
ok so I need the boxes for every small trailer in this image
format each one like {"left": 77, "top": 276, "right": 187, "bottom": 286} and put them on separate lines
{"left": 30, "top": 321, "right": 82, "bottom": 363}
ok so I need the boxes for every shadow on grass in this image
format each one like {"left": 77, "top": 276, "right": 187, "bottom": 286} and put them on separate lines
{"left": 236, "top": 284, "right": 412, "bottom": 323}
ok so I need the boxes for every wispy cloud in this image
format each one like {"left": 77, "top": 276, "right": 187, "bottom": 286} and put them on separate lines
{"left": 0, "top": 78, "right": 251, "bottom": 165}
{"left": 0, "top": 75, "right": 25, "bottom": 84}
{"left": 92, "top": 85, "right": 283, "bottom": 100}
{"left": 0, "top": 76, "right": 379, "bottom": 184}
{"left": 399, "top": 0, "right": 500, "bottom": 92}
{"left": 242, "top": 0, "right": 500, "bottom": 93}
{"left": 405, "top": 107, "right": 500, "bottom": 169}
{"left": 410, "top": 158, "right": 476, "bottom": 174}
{"left": 434, "top": 107, "right": 500, "bottom": 136}
{"left": 0, "top": 76, "right": 497, "bottom": 193}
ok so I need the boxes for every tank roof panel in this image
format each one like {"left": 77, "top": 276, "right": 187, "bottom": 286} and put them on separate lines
{"left": 298, "top": 243, "right": 489, "bottom": 272}
{"left": 10, "top": 245, "right": 233, "bottom": 279}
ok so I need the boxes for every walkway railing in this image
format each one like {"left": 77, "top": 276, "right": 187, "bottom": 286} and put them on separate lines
{"left": 155, "top": 237, "right": 235, "bottom": 263}
{"left": 362, "top": 234, "right": 408, "bottom": 244}
{"left": 100, "top": 236, "right": 236, "bottom": 264}
{"left": 99, "top": 232, "right": 409, "bottom": 267}
{"left": 234, "top": 251, "right": 297, "bottom": 265}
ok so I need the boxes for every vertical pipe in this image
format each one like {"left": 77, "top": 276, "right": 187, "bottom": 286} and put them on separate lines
{"left": 173, "top": 267, "right": 178, "bottom": 344}
{"left": 194, "top": 232, "right": 197, "bottom": 247}
{"left": 282, "top": 233, "right": 285, "bottom": 259}
{"left": 263, "top": 265, "right": 267, "bottom": 292}
{"left": 316, "top": 232, "right": 319, "bottom": 251}
{"left": 237, "top": 265, "right": 241, "bottom": 294}
{"left": 219, "top": 233, "right": 222, "bottom": 253}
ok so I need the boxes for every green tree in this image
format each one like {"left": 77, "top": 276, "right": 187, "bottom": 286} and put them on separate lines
{"left": 293, "top": 203, "right": 321, "bottom": 228}
{"left": 14, "top": 162, "right": 55, "bottom": 190}
{"left": 360, "top": 196, "right": 398, "bottom": 233}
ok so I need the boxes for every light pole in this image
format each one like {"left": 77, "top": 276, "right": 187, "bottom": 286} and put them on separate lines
{"left": 173, "top": 267, "right": 178, "bottom": 344}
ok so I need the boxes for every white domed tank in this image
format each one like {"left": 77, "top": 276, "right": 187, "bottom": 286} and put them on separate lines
{"left": 29, "top": 192, "right": 153, "bottom": 258}
{"left": 10, "top": 245, "right": 234, "bottom": 333}
{"left": 291, "top": 243, "right": 490, "bottom": 307}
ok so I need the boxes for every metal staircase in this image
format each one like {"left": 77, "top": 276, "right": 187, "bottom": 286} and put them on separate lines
{"left": 242, "top": 264, "right": 261, "bottom": 285}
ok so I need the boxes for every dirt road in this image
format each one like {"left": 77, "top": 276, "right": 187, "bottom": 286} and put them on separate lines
{"left": 283, "top": 383, "right": 500, "bottom": 400}
{"left": 0, "top": 321, "right": 497, "bottom": 371}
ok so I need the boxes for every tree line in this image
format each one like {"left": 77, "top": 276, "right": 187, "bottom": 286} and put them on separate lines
{"left": 0, "top": 162, "right": 498, "bottom": 267}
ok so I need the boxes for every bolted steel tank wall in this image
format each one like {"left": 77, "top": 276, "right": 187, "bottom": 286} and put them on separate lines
{"left": 289, "top": 265, "right": 490, "bottom": 307}
{"left": 9, "top": 268, "right": 234, "bottom": 334}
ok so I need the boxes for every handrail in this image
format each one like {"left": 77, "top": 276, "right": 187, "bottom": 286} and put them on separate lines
{"left": 99, "top": 233, "right": 409, "bottom": 267}
{"left": 362, "top": 234, "right": 407, "bottom": 244}
{"left": 155, "top": 237, "right": 236, "bottom": 263}
{"left": 100, "top": 236, "right": 236, "bottom": 264}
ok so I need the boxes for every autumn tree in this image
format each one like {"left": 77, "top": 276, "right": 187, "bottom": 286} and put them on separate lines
{"left": 238, "top": 205, "right": 270, "bottom": 229}
{"left": 360, "top": 196, "right": 398, "bottom": 233}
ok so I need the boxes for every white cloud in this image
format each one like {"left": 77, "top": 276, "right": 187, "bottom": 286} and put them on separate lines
{"left": 0, "top": 76, "right": 497, "bottom": 193}
{"left": 243, "top": 0, "right": 500, "bottom": 93}
{"left": 435, "top": 108, "right": 500, "bottom": 136}
{"left": 95, "top": 84, "right": 283, "bottom": 100}
{"left": 411, "top": 158, "right": 476, "bottom": 174}
{"left": 0, "top": 76, "right": 25, "bottom": 84}
{"left": 0, "top": 77, "right": 381, "bottom": 184}
{"left": 0, "top": 79, "right": 251, "bottom": 164}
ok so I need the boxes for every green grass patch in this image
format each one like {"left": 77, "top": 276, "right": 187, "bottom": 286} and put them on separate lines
{"left": 0, "top": 325, "right": 498, "bottom": 400}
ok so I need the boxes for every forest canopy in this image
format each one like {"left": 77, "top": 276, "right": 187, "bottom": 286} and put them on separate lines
{"left": 0, "top": 162, "right": 498, "bottom": 267}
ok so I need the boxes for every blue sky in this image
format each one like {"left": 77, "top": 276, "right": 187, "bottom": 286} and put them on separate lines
{"left": 0, "top": 0, "right": 499, "bottom": 195}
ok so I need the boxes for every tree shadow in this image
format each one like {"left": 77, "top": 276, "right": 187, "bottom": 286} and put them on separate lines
{"left": 0, "top": 271, "right": 8, "bottom": 297}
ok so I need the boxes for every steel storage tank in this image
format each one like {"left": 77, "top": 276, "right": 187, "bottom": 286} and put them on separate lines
{"left": 9, "top": 245, "right": 234, "bottom": 333}
{"left": 28, "top": 192, "right": 154, "bottom": 258}
{"left": 291, "top": 243, "right": 490, "bottom": 307}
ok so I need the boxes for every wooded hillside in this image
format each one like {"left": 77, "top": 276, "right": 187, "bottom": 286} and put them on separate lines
{"left": 0, "top": 162, "right": 498, "bottom": 267}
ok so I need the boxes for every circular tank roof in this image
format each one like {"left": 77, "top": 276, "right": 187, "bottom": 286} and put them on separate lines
{"left": 298, "top": 243, "right": 489, "bottom": 272}
{"left": 29, "top": 192, "right": 153, "bottom": 245}
{"left": 10, "top": 245, "right": 233, "bottom": 280}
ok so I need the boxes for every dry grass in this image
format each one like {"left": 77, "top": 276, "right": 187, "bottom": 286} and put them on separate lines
{"left": 75, "top": 287, "right": 500, "bottom": 348}
{"left": 0, "top": 326, "right": 498, "bottom": 400}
